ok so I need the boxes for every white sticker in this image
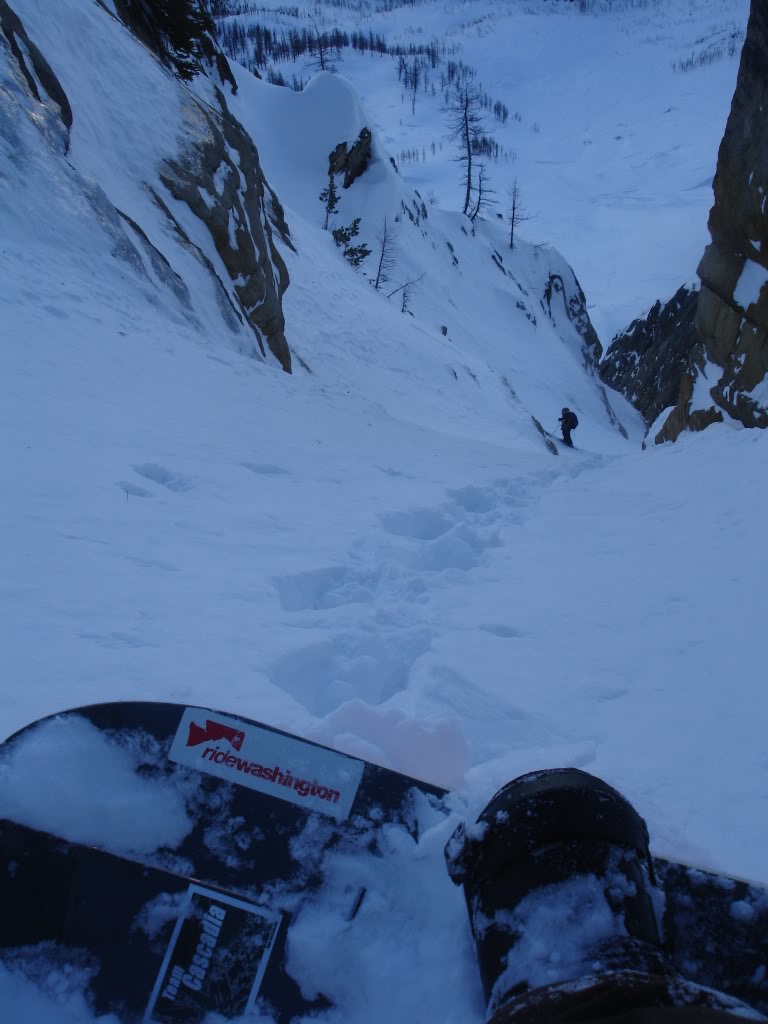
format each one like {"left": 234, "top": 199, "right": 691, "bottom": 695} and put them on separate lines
{"left": 169, "top": 708, "right": 364, "bottom": 820}
{"left": 144, "top": 883, "right": 281, "bottom": 1023}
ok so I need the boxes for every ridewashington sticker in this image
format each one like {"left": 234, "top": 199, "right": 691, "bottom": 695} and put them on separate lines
{"left": 169, "top": 707, "right": 365, "bottom": 820}
{"left": 144, "top": 884, "right": 281, "bottom": 1024}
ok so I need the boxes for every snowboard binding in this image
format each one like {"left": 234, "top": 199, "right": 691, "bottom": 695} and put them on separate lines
{"left": 446, "top": 768, "right": 765, "bottom": 1022}
{"left": 1, "top": 706, "right": 766, "bottom": 1022}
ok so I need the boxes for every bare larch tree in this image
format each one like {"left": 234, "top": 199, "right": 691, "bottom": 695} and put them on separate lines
{"left": 506, "top": 178, "right": 533, "bottom": 249}
{"left": 444, "top": 85, "right": 486, "bottom": 216}
{"left": 373, "top": 218, "right": 397, "bottom": 291}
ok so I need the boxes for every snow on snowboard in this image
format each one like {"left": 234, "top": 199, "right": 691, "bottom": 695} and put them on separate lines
{"left": 0, "top": 702, "right": 766, "bottom": 1022}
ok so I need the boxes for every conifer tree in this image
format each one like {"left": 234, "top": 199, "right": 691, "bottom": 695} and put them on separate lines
{"left": 332, "top": 219, "right": 371, "bottom": 268}
{"left": 319, "top": 172, "right": 340, "bottom": 230}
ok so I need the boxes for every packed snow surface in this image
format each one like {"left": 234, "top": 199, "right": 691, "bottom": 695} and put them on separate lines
{"left": 1, "top": 0, "right": 766, "bottom": 1020}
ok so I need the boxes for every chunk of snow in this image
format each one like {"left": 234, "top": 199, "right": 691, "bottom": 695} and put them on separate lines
{"left": 0, "top": 717, "right": 191, "bottom": 854}
{"left": 734, "top": 259, "right": 768, "bottom": 311}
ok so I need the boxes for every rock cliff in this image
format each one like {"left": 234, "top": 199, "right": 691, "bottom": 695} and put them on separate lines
{"left": 0, "top": 0, "right": 292, "bottom": 371}
{"left": 157, "top": 86, "right": 293, "bottom": 371}
{"left": 690, "top": 0, "right": 768, "bottom": 434}
{"left": 599, "top": 285, "right": 699, "bottom": 428}
{"left": 659, "top": 0, "right": 767, "bottom": 441}
{"left": 601, "top": 0, "right": 767, "bottom": 443}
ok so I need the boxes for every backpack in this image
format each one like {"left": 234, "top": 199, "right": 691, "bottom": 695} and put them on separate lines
{"left": 569, "top": 412, "right": 578, "bottom": 429}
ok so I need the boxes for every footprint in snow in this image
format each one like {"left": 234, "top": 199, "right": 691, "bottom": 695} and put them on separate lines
{"left": 273, "top": 565, "right": 381, "bottom": 612}
{"left": 267, "top": 629, "right": 433, "bottom": 717}
{"left": 132, "top": 463, "right": 194, "bottom": 492}
{"left": 242, "top": 462, "right": 289, "bottom": 477}
{"left": 117, "top": 481, "right": 153, "bottom": 498}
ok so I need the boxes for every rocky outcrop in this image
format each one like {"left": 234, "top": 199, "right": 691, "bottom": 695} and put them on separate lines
{"left": 111, "top": 0, "right": 238, "bottom": 90}
{"left": 119, "top": 0, "right": 294, "bottom": 370}
{"left": 329, "top": 127, "right": 373, "bottom": 188}
{"left": 159, "top": 87, "right": 293, "bottom": 371}
{"left": 654, "top": 362, "right": 723, "bottom": 444}
{"left": 2, "top": 0, "right": 292, "bottom": 371}
{"left": 0, "top": 0, "right": 72, "bottom": 142}
{"left": 663, "top": 0, "right": 768, "bottom": 440}
{"left": 541, "top": 269, "right": 602, "bottom": 372}
{"left": 602, "top": 0, "right": 767, "bottom": 444}
{"left": 599, "top": 285, "right": 699, "bottom": 426}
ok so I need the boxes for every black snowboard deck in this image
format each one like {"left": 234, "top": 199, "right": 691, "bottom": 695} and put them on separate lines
{"left": 1, "top": 702, "right": 766, "bottom": 1021}
{"left": 1, "top": 819, "right": 289, "bottom": 1024}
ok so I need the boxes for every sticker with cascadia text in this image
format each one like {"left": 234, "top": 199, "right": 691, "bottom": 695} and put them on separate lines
{"left": 144, "top": 884, "right": 280, "bottom": 1024}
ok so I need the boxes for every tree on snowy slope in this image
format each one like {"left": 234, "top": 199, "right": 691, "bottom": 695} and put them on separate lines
{"left": 306, "top": 17, "right": 341, "bottom": 73}
{"left": 373, "top": 218, "right": 397, "bottom": 291}
{"left": 469, "top": 164, "right": 495, "bottom": 224}
{"left": 506, "top": 179, "right": 533, "bottom": 250}
{"left": 444, "top": 85, "right": 487, "bottom": 217}
{"left": 319, "top": 172, "right": 340, "bottom": 230}
{"left": 332, "top": 218, "right": 371, "bottom": 268}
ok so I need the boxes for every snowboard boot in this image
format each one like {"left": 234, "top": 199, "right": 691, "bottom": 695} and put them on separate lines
{"left": 445, "top": 769, "right": 758, "bottom": 1023}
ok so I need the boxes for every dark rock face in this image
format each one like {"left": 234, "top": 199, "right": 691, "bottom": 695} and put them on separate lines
{"left": 667, "top": 0, "right": 768, "bottom": 439}
{"left": 159, "top": 88, "right": 293, "bottom": 371}
{"left": 605, "top": 0, "right": 767, "bottom": 443}
{"left": 654, "top": 360, "right": 723, "bottom": 445}
{"left": 534, "top": 253, "right": 628, "bottom": 439}
{"left": 112, "top": 0, "right": 238, "bottom": 90}
{"left": 0, "top": 0, "right": 72, "bottom": 139}
{"left": 329, "top": 128, "right": 373, "bottom": 188}
{"left": 1, "top": 0, "right": 292, "bottom": 372}
{"left": 117, "top": 0, "right": 293, "bottom": 369}
{"left": 702, "top": 0, "right": 767, "bottom": 282}
{"left": 541, "top": 270, "right": 602, "bottom": 372}
{"left": 599, "top": 285, "right": 700, "bottom": 426}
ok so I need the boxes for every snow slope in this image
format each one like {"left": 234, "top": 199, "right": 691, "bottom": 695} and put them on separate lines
{"left": 218, "top": 0, "right": 749, "bottom": 342}
{"left": 1, "top": 0, "right": 766, "bottom": 1021}
{"left": 224, "top": 65, "right": 638, "bottom": 450}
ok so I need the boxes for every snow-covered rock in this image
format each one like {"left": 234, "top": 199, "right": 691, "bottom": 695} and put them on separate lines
{"left": 0, "top": 0, "right": 292, "bottom": 369}
{"left": 600, "top": 284, "right": 700, "bottom": 430}
{"left": 673, "top": 0, "right": 768, "bottom": 437}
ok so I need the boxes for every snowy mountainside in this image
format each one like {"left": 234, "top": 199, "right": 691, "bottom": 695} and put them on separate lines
{"left": 224, "top": 63, "right": 634, "bottom": 447}
{"left": 2, "top": 2, "right": 768, "bottom": 1022}
{"left": 1, "top": 0, "right": 637, "bottom": 454}
{"left": 1, "top": 0, "right": 292, "bottom": 369}
{"left": 215, "top": 0, "right": 749, "bottom": 343}
{"left": 601, "top": 0, "right": 768, "bottom": 443}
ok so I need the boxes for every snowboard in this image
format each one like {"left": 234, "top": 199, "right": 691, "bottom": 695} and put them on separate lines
{"left": 545, "top": 429, "right": 577, "bottom": 450}
{"left": 1, "top": 701, "right": 766, "bottom": 1021}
